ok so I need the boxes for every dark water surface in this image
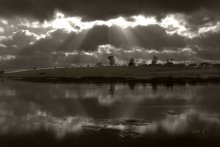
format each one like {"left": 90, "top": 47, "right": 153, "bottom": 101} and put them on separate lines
{"left": 0, "top": 80, "right": 220, "bottom": 147}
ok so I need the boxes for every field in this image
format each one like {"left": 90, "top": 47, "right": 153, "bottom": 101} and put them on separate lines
{"left": 1, "top": 66, "right": 220, "bottom": 81}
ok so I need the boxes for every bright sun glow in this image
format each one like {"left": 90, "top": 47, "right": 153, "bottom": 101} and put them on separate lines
{"left": 46, "top": 12, "right": 159, "bottom": 32}
{"left": 22, "top": 12, "right": 192, "bottom": 37}
{"left": 160, "top": 14, "right": 193, "bottom": 37}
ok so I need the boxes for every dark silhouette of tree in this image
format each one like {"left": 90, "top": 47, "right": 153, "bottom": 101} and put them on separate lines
{"left": 95, "top": 62, "right": 103, "bottom": 67}
{"left": 141, "top": 60, "right": 147, "bottom": 66}
{"left": 170, "top": 59, "right": 173, "bottom": 63}
{"left": 108, "top": 56, "right": 115, "bottom": 66}
{"left": 166, "top": 59, "right": 174, "bottom": 66}
{"left": 151, "top": 56, "right": 158, "bottom": 65}
{"left": 128, "top": 58, "right": 135, "bottom": 66}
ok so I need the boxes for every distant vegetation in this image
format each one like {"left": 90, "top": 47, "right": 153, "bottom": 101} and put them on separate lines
{"left": 94, "top": 55, "right": 220, "bottom": 69}
{"left": 1, "top": 55, "right": 220, "bottom": 80}
{"left": 151, "top": 56, "right": 158, "bottom": 65}
{"left": 128, "top": 58, "right": 135, "bottom": 66}
{"left": 1, "top": 56, "right": 220, "bottom": 75}
{"left": 108, "top": 56, "right": 116, "bottom": 66}
{"left": 26, "top": 56, "right": 220, "bottom": 71}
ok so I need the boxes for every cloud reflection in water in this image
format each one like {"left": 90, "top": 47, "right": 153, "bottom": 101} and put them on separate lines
{"left": 0, "top": 81, "right": 220, "bottom": 139}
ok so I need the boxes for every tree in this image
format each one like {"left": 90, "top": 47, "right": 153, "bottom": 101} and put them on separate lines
{"left": 108, "top": 56, "right": 115, "bottom": 66}
{"left": 95, "top": 62, "right": 103, "bottom": 67}
{"left": 151, "top": 56, "right": 158, "bottom": 65}
{"left": 128, "top": 58, "right": 135, "bottom": 66}
{"left": 166, "top": 59, "right": 174, "bottom": 66}
{"left": 170, "top": 59, "right": 173, "bottom": 64}
{"left": 141, "top": 60, "right": 147, "bottom": 66}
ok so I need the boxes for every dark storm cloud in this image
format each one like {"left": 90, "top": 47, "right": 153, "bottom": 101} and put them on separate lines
{"left": 0, "top": 30, "right": 39, "bottom": 53}
{"left": 131, "top": 26, "right": 186, "bottom": 50}
{"left": 181, "top": 9, "right": 220, "bottom": 33}
{"left": 58, "top": 25, "right": 186, "bottom": 51}
{"left": 0, "top": 25, "right": 187, "bottom": 69}
{"left": 1, "top": 0, "right": 220, "bottom": 20}
{"left": 192, "top": 32, "right": 220, "bottom": 60}
{"left": 14, "top": 25, "right": 186, "bottom": 57}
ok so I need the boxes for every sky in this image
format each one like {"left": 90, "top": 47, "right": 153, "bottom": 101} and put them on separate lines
{"left": 1, "top": 0, "right": 220, "bottom": 70}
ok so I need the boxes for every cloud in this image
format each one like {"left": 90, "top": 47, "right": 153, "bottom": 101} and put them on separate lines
{"left": 1, "top": 12, "right": 220, "bottom": 70}
{"left": 1, "top": 0, "right": 220, "bottom": 21}
{"left": 2, "top": 30, "right": 40, "bottom": 49}
{"left": 0, "top": 55, "right": 15, "bottom": 61}
{"left": 15, "top": 24, "right": 186, "bottom": 53}
{"left": 0, "top": 43, "right": 7, "bottom": 48}
{"left": 0, "top": 27, "right": 4, "bottom": 33}
{"left": 0, "top": 21, "right": 205, "bottom": 70}
{"left": 57, "top": 25, "right": 186, "bottom": 51}
{"left": 192, "top": 31, "right": 220, "bottom": 60}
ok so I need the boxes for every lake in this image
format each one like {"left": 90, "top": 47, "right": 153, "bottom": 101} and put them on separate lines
{"left": 0, "top": 80, "right": 220, "bottom": 147}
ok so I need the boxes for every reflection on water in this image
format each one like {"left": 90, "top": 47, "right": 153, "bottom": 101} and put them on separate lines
{"left": 0, "top": 80, "right": 220, "bottom": 146}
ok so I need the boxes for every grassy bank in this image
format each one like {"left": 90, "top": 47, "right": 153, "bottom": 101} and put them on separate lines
{"left": 1, "top": 66, "right": 220, "bottom": 81}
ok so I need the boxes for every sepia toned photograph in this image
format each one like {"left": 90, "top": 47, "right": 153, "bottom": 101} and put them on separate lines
{"left": 0, "top": 0, "right": 220, "bottom": 146}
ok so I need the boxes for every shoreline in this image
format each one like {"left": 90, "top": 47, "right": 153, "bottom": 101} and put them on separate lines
{"left": 2, "top": 77, "right": 220, "bottom": 84}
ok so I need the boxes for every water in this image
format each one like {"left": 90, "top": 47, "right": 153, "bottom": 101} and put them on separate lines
{"left": 0, "top": 80, "right": 220, "bottom": 147}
